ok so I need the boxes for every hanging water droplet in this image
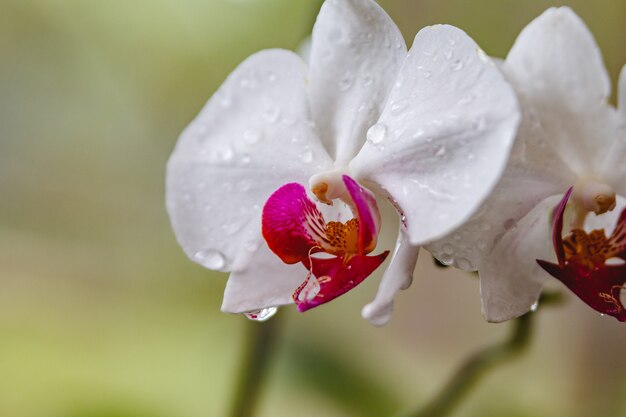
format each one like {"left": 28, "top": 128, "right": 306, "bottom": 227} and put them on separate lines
{"left": 193, "top": 249, "right": 226, "bottom": 269}
{"left": 367, "top": 123, "right": 387, "bottom": 144}
{"left": 530, "top": 301, "right": 539, "bottom": 312}
{"left": 435, "top": 146, "right": 446, "bottom": 157}
{"left": 452, "top": 59, "right": 464, "bottom": 71}
{"left": 243, "top": 129, "right": 262, "bottom": 145}
{"left": 244, "top": 307, "right": 278, "bottom": 322}
{"left": 439, "top": 253, "right": 453, "bottom": 265}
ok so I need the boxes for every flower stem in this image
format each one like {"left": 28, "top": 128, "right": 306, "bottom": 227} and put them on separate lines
{"left": 228, "top": 314, "right": 282, "bottom": 417}
{"left": 397, "top": 292, "right": 562, "bottom": 417}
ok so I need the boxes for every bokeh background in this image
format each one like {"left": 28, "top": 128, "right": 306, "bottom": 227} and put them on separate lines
{"left": 2, "top": 0, "right": 625, "bottom": 416}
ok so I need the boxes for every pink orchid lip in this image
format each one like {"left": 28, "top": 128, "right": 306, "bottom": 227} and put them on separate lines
{"left": 262, "top": 175, "right": 388, "bottom": 311}
{"left": 537, "top": 188, "right": 626, "bottom": 321}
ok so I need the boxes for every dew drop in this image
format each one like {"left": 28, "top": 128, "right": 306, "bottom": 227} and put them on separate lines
{"left": 193, "top": 249, "right": 226, "bottom": 269}
{"left": 530, "top": 301, "right": 539, "bottom": 312}
{"left": 367, "top": 123, "right": 387, "bottom": 145}
{"left": 262, "top": 106, "right": 281, "bottom": 123}
{"left": 338, "top": 75, "right": 352, "bottom": 91}
{"left": 244, "top": 240, "right": 259, "bottom": 252}
{"left": 243, "top": 129, "right": 262, "bottom": 145}
{"left": 448, "top": 38, "right": 456, "bottom": 46}
{"left": 216, "top": 146, "right": 234, "bottom": 161}
{"left": 391, "top": 99, "right": 409, "bottom": 115}
{"left": 423, "top": 71, "right": 432, "bottom": 79}
{"left": 435, "top": 146, "right": 446, "bottom": 157}
{"left": 362, "top": 75, "right": 373, "bottom": 87}
{"left": 443, "top": 50, "right": 453, "bottom": 60}
{"left": 267, "top": 72, "right": 277, "bottom": 82}
{"left": 439, "top": 253, "right": 453, "bottom": 265}
{"left": 299, "top": 148, "right": 313, "bottom": 164}
{"left": 244, "top": 307, "right": 278, "bottom": 322}
{"left": 452, "top": 59, "right": 464, "bottom": 71}
{"left": 456, "top": 257, "right": 473, "bottom": 270}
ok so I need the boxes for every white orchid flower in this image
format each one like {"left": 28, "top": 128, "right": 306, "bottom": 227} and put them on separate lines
{"left": 429, "top": 7, "right": 626, "bottom": 322}
{"left": 166, "top": 0, "right": 519, "bottom": 323}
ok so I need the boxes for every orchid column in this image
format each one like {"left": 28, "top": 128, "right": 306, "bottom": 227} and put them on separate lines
{"left": 166, "top": 0, "right": 519, "bottom": 323}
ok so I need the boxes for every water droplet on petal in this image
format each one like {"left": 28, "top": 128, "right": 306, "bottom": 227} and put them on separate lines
{"left": 244, "top": 240, "right": 259, "bottom": 252}
{"left": 391, "top": 99, "right": 410, "bottom": 115}
{"left": 439, "top": 253, "right": 453, "bottom": 265}
{"left": 423, "top": 71, "right": 432, "bottom": 79}
{"left": 362, "top": 75, "right": 373, "bottom": 86}
{"left": 262, "top": 106, "right": 281, "bottom": 123}
{"left": 367, "top": 123, "right": 387, "bottom": 144}
{"left": 299, "top": 148, "right": 313, "bottom": 164}
{"left": 452, "top": 59, "right": 464, "bottom": 71}
{"left": 448, "top": 38, "right": 456, "bottom": 46}
{"left": 443, "top": 50, "right": 453, "bottom": 60}
{"left": 243, "top": 129, "right": 262, "bottom": 145}
{"left": 530, "top": 302, "right": 539, "bottom": 312}
{"left": 338, "top": 75, "right": 352, "bottom": 91}
{"left": 456, "top": 257, "right": 473, "bottom": 270}
{"left": 267, "top": 71, "right": 277, "bottom": 82}
{"left": 244, "top": 307, "right": 278, "bottom": 322}
{"left": 435, "top": 146, "right": 446, "bottom": 157}
{"left": 216, "top": 146, "right": 234, "bottom": 161}
{"left": 193, "top": 249, "right": 226, "bottom": 269}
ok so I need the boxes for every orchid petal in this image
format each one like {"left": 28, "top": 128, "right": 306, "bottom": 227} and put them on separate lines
{"left": 342, "top": 175, "right": 381, "bottom": 254}
{"left": 222, "top": 239, "right": 306, "bottom": 313}
{"left": 350, "top": 24, "right": 519, "bottom": 245}
{"left": 296, "top": 251, "right": 390, "bottom": 312}
{"left": 478, "top": 195, "right": 563, "bottom": 322}
{"left": 262, "top": 183, "right": 324, "bottom": 264}
{"left": 166, "top": 49, "right": 333, "bottom": 272}
{"left": 503, "top": 7, "right": 615, "bottom": 173}
{"left": 309, "top": 0, "right": 406, "bottom": 165}
{"left": 362, "top": 227, "right": 419, "bottom": 326}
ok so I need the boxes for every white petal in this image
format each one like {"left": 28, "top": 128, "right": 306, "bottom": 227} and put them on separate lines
{"left": 478, "top": 195, "right": 563, "bottom": 323}
{"left": 309, "top": 0, "right": 406, "bottom": 165}
{"left": 166, "top": 49, "right": 333, "bottom": 272}
{"left": 350, "top": 25, "right": 519, "bottom": 245}
{"left": 503, "top": 7, "right": 614, "bottom": 173}
{"left": 362, "top": 227, "right": 419, "bottom": 326}
{"left": 222, "top": 238, "right": 305, "bottom": 313}
{"left": 599, "top": 65, "right": 626, "bottom": 196}
{"left": 427, "top": 118, "right": 576, "bottom": 271}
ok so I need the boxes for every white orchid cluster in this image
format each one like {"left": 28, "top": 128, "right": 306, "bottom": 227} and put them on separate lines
{"left": 166, "top": 0, "right": 626, "bottom": 324}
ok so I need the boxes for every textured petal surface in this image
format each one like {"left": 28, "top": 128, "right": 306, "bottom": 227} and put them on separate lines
{"left": 166, "top": 49, "right": 333, "bottom": 272}
{"left": 350, "top": 24, "right": 519, "bottom": 245}
{"left": 296, "top": 251, "right": 389, "bottom": 312}
{"left": 222, "top": 239, "right": 307, "bottom": 313}
{"left": 503, "top": 7, "right": 616, "bottom": 174}
{"left": 478, "top": 195, "right": 563, "bottom": 322}
{"left": 309, "top": 0, "right": 406, "bottom": 165}
{"left": 362, "top": 227, "right": 419, "bottom": 326}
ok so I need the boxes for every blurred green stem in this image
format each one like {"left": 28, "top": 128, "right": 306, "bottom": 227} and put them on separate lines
{"left": 399, "top": 292, "right": 562, "bottom": 417}
{"left": 228, "top": 314, "right": 282, "bottom": 417}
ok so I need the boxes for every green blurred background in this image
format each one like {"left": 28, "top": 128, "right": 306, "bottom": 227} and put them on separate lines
{"left": 1, "top": 0, "right": 625, "bottom": 416}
